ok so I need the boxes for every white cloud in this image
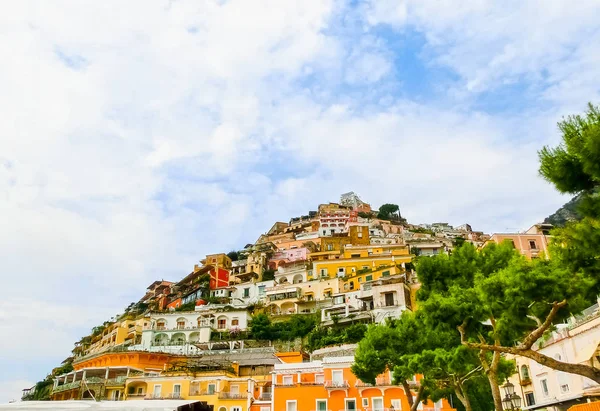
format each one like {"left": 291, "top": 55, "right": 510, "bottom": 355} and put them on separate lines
{"left": 363, "top": 0, "right": 600, "bottom": 102}
{"left": 0, "top": 0, "right": 597, "bottom": 403}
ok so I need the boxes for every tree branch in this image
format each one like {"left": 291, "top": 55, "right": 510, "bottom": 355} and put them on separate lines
{"left": 519, "top": 300, "right": 567, "bottom": 349}
{"left": 460, "top": 340, "right": 600, "bottom": 383}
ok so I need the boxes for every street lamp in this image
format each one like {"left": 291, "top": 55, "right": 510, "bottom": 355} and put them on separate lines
{"left": 501, "top": 381, "right": 522, "bottom": 410}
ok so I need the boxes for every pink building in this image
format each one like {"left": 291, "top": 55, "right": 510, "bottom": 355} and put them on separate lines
{"left": 484, "top": 223, "right": 552, "bottom": 260}
{"left": 269, "top": 247, "right": 309, "bottom": 269}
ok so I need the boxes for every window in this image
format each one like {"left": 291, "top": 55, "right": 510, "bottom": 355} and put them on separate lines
{"left": 332, "top": 370, "right": 344, "bottom": 384}
{"left": 320, "top": 269, "right": 328, "bottom": 277}
{"left": 157, "top": 321, "right": 166, "bottom": 330}
{"left": 349, "top": 282, "right": 354, "bottom": 290}
{"left": 365, "top": 274, "right": 373, "bottom": 281}
{"left": 338, "top": 267, "right": 345, "bottom": 273}
{"left": 173, "top": 384, "right": 181, "bottom": 397}
{"left": 558, "top": 371, "right": 570, "bottom": 393}
{"left": 362, "top": 398, "right": 369, "bottom": 407}
{"left": 137, "top": 387, "right": 143, "bottom": 394}
{"left": 208, "top": 384, "right": 215, "bottom": 394}
{"left": 351, "top": 267, "right": 356, "bottom": 273}
{"left": 316, "top": 400, "right": 327, "bottom": 411}
{"left": 218, "top": 318, "right": 227, "bottom": 329}
{"left": 152, "top": 384, "right": 162, "bottom": 398}
{"left": 177, "top": 320, "right": 185, "bottom": 329}
{"left": 231, "top": 407, "right": 242, "bottom": 411}
{"left": 286, "top": 400, "right": 297, "bottom": 411}
{"left": 382, "top": 270, "right": 390, "bottom": 277}
{"left": 385, "top": 292, "right": 395, "bottom": 307}
{"left": 529, "top": 240, "right": 538, "bottom": 249}
{"left": 345, "top": 399, "right": 357, "bottom": 411}
{"left": 283, "top": 375, "right": 293, "bottom": 386}
{"left": 358, "top": 277, "right": 362, "bottom": 283}
{"left": 231, "top": 318, "right": 239, "bottom": 326}
{"left": 261, "top": 408, "right": 270, "bottom": 411}
{"left": 391, "top": 399, "right": 402, "bottom": 410}
{"left": 351, "top": 254, "right": 360, "bottom": 258}
{"left": 540, "top": 379, "right": 549, "bottom": 397}
{"left": 525, "top": 392, "right": 535, "bottom": 406}
{"left": 243, "top": 288, "right": 250, "bottom": 298}
{"left": 258, "top": 285, "right": 266, "bottom": 296}
{"left": 327, "top": 244, "right": 333, "bottom": 251}
{"left": 315, "top": 374, "right": 324, "bottom": 384}
{"left": 372, "top": 398, "right": 384, "bottom": 411}
{"left": 521, "top": 365, "right": 530, "bottom": 380}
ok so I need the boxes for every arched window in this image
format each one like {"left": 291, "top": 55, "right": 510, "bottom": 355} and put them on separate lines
{"left": 521, "top": 365, "right": 530, "bottom": 380}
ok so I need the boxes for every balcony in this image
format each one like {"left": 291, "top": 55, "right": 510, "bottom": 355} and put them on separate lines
{"left": 126, "top": 393, "right": 146, "bottom": 399}
{"left": 189, "top": 389, "right": 216, "bottom": 396}
{"left": 218, "top": 392, "right": 245, "bottom": 400}
{"left": 355, "top": 377, "right": 392, "bottom": 387}
{"left": 324, "top": 380, "right": 349, "bottom": 389}
{"left": 258, "top": 393, "right": 272, "bottom": 401}
{"left": 520, "top": 378, "right": 532, "bottom": 386}
{"left": 53, "top": 381, "right": 81, "bottom": 393}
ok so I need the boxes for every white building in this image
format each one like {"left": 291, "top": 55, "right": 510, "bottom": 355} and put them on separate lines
{"left": 507, "top": 301, "right": 600, "bottom": 411}
{"left": 135, "top": 308, "right": 250, "bottom": 354}
{"left": 231, "top": 280, "right": 274, "bottom": 305}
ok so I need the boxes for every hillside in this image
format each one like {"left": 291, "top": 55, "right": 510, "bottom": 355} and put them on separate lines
{"left": 544, "top": 193, "right": 585, "bottom": 227}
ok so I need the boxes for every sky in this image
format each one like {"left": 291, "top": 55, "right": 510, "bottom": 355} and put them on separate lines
{"left": 1, "top": 0, "right": 600, "bottom": 403}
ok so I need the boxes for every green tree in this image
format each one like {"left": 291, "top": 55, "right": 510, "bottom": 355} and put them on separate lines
{"left": 416, "top": 242, "right": 599, "bottom": 410}
{"left": 227, "top": 250, "right": 240, "bottom": 261}
{"left": 377, "top": 203, "right": 404, "bottom": 221}
{"left": 353, "top": 313, "right": 505, "bottom": 411}
{"left": 249, "top": 313, "right": 272, "bottom": 340}
{"left": 539, "top": 103, "right": 600, "bottom": 287}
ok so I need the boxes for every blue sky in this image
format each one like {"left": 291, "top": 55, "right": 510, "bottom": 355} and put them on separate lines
{"left": 1, "top": 0, "right": 600, "bottom": 403}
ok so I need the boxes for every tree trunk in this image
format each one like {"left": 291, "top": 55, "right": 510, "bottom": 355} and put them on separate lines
{"left": 402, "top": 381, "right": 425, "bottom": 411}
{"left": 402, "top": 380, "right": 414, "bottom": 409}
{"left": 454, "top": 382, "right": 473, "bottom": 411}
{"left": 486, "top": 368, "right": 503, "bottom": 411}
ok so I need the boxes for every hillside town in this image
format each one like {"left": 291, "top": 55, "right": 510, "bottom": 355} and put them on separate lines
{"left": 19, "top": 190, "right": 599, "bottom": 411}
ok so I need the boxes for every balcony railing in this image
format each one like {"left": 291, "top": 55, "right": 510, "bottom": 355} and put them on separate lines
{"left": 105, "top": 376, "right": 127, "bottom": 386}
{"left": 355, "top": 377, "right": 392, "bottom": 387}
{"left": 324, "top": 380, "right": 349, "bottom": 389}
{"left": 126, "top": 393, "right": 146, "bottom": 398}
{"left": 53, "top": 381, "right": 81, "bottom": 393}
{"left": 218, "top": 392, "right": 245, "bottom": 400}
{"left": 258, "top": 393, "right": 272, "bottom": 401}
{"left": 189, "top": 389, "right": 216, "bottom": 396}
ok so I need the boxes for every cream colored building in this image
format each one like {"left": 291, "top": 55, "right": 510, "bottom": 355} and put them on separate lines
{"left": 507, "top": 300, "right": 600, "bottom": 411}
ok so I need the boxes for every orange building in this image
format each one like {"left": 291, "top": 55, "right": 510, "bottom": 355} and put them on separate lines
{"left": 272, "top": 354, "right": 455, "bottom": 411}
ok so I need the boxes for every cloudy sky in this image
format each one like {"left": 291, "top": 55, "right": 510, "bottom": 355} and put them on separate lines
{"left": 1, "top": 0, "right": 600, "bottom": 403}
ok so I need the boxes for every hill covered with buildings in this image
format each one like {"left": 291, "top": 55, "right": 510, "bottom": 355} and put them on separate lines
{"left": 23, "top": 192, "right": 554, "bottom": 410}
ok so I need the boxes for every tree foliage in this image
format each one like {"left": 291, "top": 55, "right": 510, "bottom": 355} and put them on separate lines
{"left": 307, "top": 323, "right": 367, "bottom": 352}
{"left": 417, "top": 241, "right": 599, "bottom": 409}
{"left": 250, "top": 313, "right": 319, "bottom": 341}
{"left": 377, "top": 203, "right": 405, "bottom": 222}
{"left": 352, "top": 312, "right": 509, "bottom": 411}
{"left": 539, "top": 103, "right": 600, "bottom": 287}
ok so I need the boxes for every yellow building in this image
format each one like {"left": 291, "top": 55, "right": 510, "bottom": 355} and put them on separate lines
{"left": 124, "top": 350, "right": 303, "bottom": 411}
{"left": 310, "top": 244, "right": 412, "bottom": 288}
{"left": 201, "top": 253, "right": 233, "bottom": 269}
{"left": 78, "top": 317, "right": 148, "bottom": 358}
